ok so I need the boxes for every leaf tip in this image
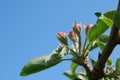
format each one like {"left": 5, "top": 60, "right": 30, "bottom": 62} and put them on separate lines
{"left": 20, "top": 70, "right": 28, "bottom": 76}
{"left": 95, "top": 12, "right": 102, "bottom": 17}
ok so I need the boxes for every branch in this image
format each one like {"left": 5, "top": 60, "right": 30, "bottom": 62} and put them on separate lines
{"left": 88, "top": 0, "right": 120, "bottom": 80}
{"left": 117, "top": 31, "right": 120, "bottom": 44}
{"left": 72, "top": 58, "right": 92, "bottom": 78}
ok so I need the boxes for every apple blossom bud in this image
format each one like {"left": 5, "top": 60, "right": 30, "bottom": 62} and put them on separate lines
{"left": 72, "top": 22, "right": 81, "bottom": 36}
{"left": 56, "top": 32, "right": 68, "bottom": 46}
{"left": 85, "top": 23, "right": 93, "bottom": 34}
{"left": 68, "top": 30, "right": 78, "bottom": 42}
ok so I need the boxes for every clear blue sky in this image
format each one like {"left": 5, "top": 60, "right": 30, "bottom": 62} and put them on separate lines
{"left": 0, "top": 0, "right": 119, "bottom": 80}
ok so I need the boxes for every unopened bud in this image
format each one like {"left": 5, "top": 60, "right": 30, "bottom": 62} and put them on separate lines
{"left": 68, "top": 30, "right": 78, "bottom": 42}
{"left": 73, "top": 22, "right": 81, "bottom": 36}
{"left": 56, "top": 32, "right": 68, "bottom": 46}
{"left": 85, "top": 23, "right": 93, "bottom": 34}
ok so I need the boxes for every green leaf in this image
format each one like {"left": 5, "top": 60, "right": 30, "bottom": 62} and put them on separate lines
{"left": 95, "top": 12, "right": 102, "bottom": 17}
{"left": 90, "top": 58, "right": 96, "bottom": 67}
{"left": 99, "top": 15, "right": 113, "bottom": 28}
{"left": 96, "top": 41, "right": 105, "bottom": 51}
{"left": 59, "top": 46, "right": 69, "bottom": 57}
{"left": 107, "top": 58, "right": 112, "bottom": 66}
{"left": 89, "top": 35, "right": 109, "bottom": 51}
{"left": 104, "top": 10, "right": 120, "bottom": 29}
{"left": 71, "top": 63, "right": 78, "bottom": 73}
{"left": 98, "top": 35, "right": 109, "bottom": 43}
{"left": 88, "top": 15, "right": 112, "bottom": 42}
{"left": 64, "top": 71, "right": 88, "bottom": 80}
{"left": 20, "top": 47, "right": 69, "bottom": 76}
{"left": 104, "top": 10, "right": 116, "bottom": 20}
{"left": 114, "top": 11, "right": 120, "bottom": 29}
{"left": 78, "top": 72, "right": 88, "bottom": 80}
{"left": 89, "top": 43, "right": 98, "bottom": 51}
{"left": 64, "top": 71, "right": 77, "bottom": 80}
{"left": 116, "top": 57, "right": 120, "bottom": 72}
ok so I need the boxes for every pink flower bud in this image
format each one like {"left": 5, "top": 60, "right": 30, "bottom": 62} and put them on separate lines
{"left": 57, "top": 32, "right": 66, "bottom": 38}
{"left": 68, "top": 30, "right": 78, "bottom": 42}
{"left": 56, "top": 32, "right": 68, "bottom": 46}
{"left": 73, "top": 22, "right": 81, "bottom": 36}
{"left": 85, "top": 23, "right": 93, "bottom": 34}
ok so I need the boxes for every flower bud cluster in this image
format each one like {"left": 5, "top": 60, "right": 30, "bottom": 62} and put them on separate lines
{"left": 56, "top": 22, "right": 92, "bottom": 48}
{"left": 56, "top": 22, "right": 93, "bottom": 67}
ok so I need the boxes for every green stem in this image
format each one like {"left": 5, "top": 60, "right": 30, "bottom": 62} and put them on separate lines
{"left": 83, "top": 36, "right": 87, "bottom": 52}
{"left": 85, "top": 43, "right": 90, "bottom": 52}
{"left": 82, "top": 43, "right": 91, "bottom": 57}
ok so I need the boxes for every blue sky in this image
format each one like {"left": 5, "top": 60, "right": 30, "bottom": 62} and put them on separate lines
{"left": 0, "top": 0, "right": 119, "bottom": 80}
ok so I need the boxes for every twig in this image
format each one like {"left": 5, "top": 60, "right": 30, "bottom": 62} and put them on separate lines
{"left": 88, "top": 0, "right": 120, "bottom": 80}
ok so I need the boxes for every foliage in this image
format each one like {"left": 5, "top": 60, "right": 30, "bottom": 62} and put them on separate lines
{"left": 20, "top": 6, "right": 120, "bottom": 80}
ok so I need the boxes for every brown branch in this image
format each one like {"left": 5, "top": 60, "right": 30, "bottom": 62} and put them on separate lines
{"left": 72, "top": 58, "right": 92, "bottom": 78}
{"left": 117, "top": 31, "right": 120, "bottom": 44}
{"left": 88, "top": 0, "right": 120, "bottom": 80}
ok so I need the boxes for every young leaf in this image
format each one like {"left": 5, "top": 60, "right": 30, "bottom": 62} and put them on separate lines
{"left": 78, "top": 72, "right": 88, "bottom": 80}
{"left": 71, "top": 62, "right": 78, "bottom": 73}
{"left": 20, "top": 47, "right": 68, "bottom": 76}
{"left": 59, "top": 46, "right": 69, "bottom": 57}
{"left": 64, "top": 71, "right": 77, "bottom": 80}
{"left": 88, "top": 15, "right": 112, "bottom": 42}
{"left": 116, "top": 57, "right": 120, "bottom": 72}
{"left": 64, "top": 71, "right": 88, "bottom": 80}
{"left": 89, "top": 35, "right": 109, "bottom": 51}
{"left": 96, "top": 41, "right": 105, "bottom": 51}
